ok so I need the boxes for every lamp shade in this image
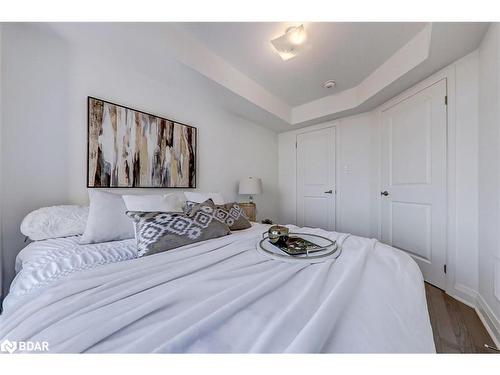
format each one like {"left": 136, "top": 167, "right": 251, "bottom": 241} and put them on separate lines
{"left": 238, "top": 177, "right": 262, "bottom": 195}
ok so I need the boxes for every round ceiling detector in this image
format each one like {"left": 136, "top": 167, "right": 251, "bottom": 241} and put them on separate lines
{"left": 323, "top": 80, "right": 336, "bottom": 89}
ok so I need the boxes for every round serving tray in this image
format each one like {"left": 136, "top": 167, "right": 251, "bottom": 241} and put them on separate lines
{"left": 257, "top": 232, "right": 342, "bottom": 263}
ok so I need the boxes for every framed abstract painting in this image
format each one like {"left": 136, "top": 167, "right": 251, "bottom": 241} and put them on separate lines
{"left": 87, "top": 97, "right": 197, "bottom": 188}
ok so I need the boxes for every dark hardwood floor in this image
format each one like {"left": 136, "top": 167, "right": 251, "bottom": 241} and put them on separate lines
{"left": 425, "top": 282, "right": 498, "bottom": 353}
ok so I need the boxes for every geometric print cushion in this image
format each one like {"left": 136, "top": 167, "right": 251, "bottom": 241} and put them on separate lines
{"left": 126, "top": 208, "right": 230, "bottom": 257}
{"left": 217, "top": 202, "right": 251, "bottom": 230}
{"left": 184, "top": 200, "right": 251, "bottom": 231}
{"left": 183, "top": 200, "right": 198, "bottom": 215}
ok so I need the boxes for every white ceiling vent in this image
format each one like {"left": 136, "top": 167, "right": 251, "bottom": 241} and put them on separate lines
{"left": 323, "top": 80, "right": 336, "bottom": 89}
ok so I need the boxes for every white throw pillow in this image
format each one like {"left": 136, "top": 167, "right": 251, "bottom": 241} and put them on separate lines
{"left": 20, "top": 205, "right": 89, "bottom": 241}
{"left": 184, "top": 191, "right": 225, "bottom": 205}
{"left": 123, "top": 193, "right": 184, "bottom": 212}
{"left": 80, "top": 190, "right": 135, "bottom": 244}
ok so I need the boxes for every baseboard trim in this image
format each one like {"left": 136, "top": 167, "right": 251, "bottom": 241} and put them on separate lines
{"left": 448, "top": 283, "right": 478, "bottom": 308}
{"left": 475, "top": 294, "right": 500, "bottom": 349}
{"left": 447, "top": 284, "right": 500, "bottom": 349}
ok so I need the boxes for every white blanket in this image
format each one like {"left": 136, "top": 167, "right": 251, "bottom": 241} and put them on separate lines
{"left": 5, "top": 236, "right": 137, "bottom": 310}
{"left": 0, "top": 224, "right": 435, "bottom": 353}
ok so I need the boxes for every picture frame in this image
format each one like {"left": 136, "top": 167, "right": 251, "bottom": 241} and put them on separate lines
{"left": 87, "top": 97, "right": 197, "bottom": 188}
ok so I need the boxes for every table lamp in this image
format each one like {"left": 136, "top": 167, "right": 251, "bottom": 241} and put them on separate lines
{"left": 238, "top": 177, "right": 262, "bottom": 203}
{"left": 238, "top": 177, "right": 262, "bottom": 222}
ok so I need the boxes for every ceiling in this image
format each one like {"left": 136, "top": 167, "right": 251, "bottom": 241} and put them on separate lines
{"left": 46, "top": 22, "right": 490, "bottom": 131}
{"left": 175, "top": 22, "right": 427, "bottom": 106}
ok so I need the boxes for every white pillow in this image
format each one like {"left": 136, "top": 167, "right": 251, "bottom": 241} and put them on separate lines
{"left": 20, "top": 205, "right": 89, "bottom": 241}
{"left": 184, "top": 191, "right": 225, "bottom": 205}
{"left": 80, "top": 190, "right": 135, "bottom": 244}
{"left": 123, "top": 193, "right": 184, "bottom": 212}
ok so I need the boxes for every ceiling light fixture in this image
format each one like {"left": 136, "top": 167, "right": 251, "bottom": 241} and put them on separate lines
{"left": 271, "top": 24, "right": 307, "bottom": 61}
{"left": 323, "top": 80, "right": 336, "bottom": 89}
{"left": 286, "top": 25, "right": 307, "bottom": 45}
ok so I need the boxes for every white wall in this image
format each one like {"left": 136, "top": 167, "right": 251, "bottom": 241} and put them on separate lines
{"left": 453, "top": 51, "right": 480, "bottom": 296}
{"left": 1, "top": 24, "right": 74, "bottom": 301}
{"left": 335, "top": 113, "right": 379, "bottom": 237}
{"left": 477, "top": 23, "right": 500, "bottom": 343}
{"left": 278, "top": 112, "right": 378, "bottom": 239}
{"left": 0, "top": 23, "right": 279, "bottom": 300}
{"left": 336, "top": 113, "right": 380, "bottom": 238}
{"left": 277, "top": 130, "right": 297, "bottom": 226}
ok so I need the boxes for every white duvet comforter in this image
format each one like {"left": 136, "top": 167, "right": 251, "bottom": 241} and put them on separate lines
{"left": 0, "top": 224, "right": 435, "bottom": 353}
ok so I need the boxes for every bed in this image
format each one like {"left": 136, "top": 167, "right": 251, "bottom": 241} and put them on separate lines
{"left": 0, "top": 223, "right": 435, "bottom": 353}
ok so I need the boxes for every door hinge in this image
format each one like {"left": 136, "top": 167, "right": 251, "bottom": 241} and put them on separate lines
{"left": 444, "top": 95, "right": 448, "bottom": 105}
{"left": 295, "top": 141, "right": 297, "bottom": 149}
{"left": 444, "top": 264, "right": 447, "bottom": 274}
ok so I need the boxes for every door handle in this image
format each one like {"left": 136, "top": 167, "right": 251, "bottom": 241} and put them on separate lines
{"left": 380, "top": 190, "right": 389, "bottom": 196}
{"left": 324, "top": 190, "right": 333, "bottom": 194}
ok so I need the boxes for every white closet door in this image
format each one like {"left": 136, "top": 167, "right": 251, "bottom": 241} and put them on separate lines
{"left": 381, "top": 79, "right": 447, "bottom": 289}
{"left": 296, "top": 127, "right": 336, "bottom": 230}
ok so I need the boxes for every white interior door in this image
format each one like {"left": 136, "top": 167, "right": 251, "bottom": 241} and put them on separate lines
{"left": 381, "top": 79, "right": 447, "bottom": 289}
{"left": 296, "top": 127, "right": 336, "bottom": 230}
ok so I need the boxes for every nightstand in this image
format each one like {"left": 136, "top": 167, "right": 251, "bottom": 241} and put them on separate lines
{"left": 238, "top": 202, "right": 256, "bottom": 222}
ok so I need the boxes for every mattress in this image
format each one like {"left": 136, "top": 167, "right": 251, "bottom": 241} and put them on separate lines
{"left": 0, "top": 223, "right": 435, "bottom": 353}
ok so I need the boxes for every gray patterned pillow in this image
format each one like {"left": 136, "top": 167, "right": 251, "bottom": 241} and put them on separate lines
{"left": 126, "top": 209, "right": 230, "bottom": 257}
{"left": 183, "top": 200, "right": 198, "bottom": 215}
{"left": 218, "top": 202, "right": 251, "bottom": 230}
{"left": 184, "top": 200, "right": 251, "bottom": 230}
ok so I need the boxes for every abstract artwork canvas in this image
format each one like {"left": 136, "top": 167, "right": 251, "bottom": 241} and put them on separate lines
{"left": 87, "top": 97, "right": 196, "bottom": 188}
